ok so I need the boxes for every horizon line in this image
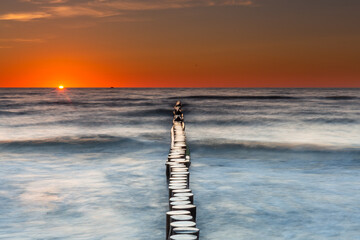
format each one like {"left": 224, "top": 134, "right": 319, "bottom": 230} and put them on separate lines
{"left": 1, "top": 87, "right": 360, "bottom": 89}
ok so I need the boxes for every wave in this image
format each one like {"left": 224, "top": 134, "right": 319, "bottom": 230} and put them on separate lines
{"left": 189, "top": 139, "right": 360, "bottom": 154}
{"left": 0, "top": 100, "right": 159, "bottom": 109}
{"left": 95, "top": 97, "right": 150, "bottom": 102}
{"left": 9, "top": 116, "right": 169, "bottom": 128}
{"left": 322, "top": 96, "right": 358, "bottom": 100}
{"left": 124, "top": 108, "right": 173, "bottom": 117}
{"left": 0, "top": 135, "right": 158, "bottom": 153}
{"left": 36, "top": 100, "right": 92, "bottom": 106}
{"left": 0, "top": 101, "right": 89, "bottom": 108}
{"left": 169, "top": 95, "right": 298, "bottom": 100}
{"left": 186, "top": 118, "right": 287, "bottom": 126}
{"left": 0, "top": 110, "right": 40, "bottom": 116}
{"left": 169, "top": 95, "right": 359, "bottom": 102}
{"left": 303, "top": 117, "right": 358, "bottom": 124}
{"left": 0, "top": 92, "right": 44, "bottom": 96}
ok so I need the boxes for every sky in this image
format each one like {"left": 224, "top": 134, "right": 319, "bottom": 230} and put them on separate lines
{"left": 0, "top": 0, "right": 359, "bottom": 88}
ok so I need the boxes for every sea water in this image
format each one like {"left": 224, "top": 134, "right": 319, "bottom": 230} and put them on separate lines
{"left": 0, "top": 88, "right": 359, "bottom": 240}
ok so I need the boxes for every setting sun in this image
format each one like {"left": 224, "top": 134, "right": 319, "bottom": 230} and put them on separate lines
{"left": 58, "top": 85, "right": 64, "bottom": 89}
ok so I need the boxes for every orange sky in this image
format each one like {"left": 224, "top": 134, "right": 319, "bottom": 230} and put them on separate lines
{"left": 0, "top": 0, "right": 359, "bottom": 87}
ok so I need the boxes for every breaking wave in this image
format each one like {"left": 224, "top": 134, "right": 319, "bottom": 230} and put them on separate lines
{"left": 189, "top": 139, "right": 360, "bottom": 153}
{"left": 0, "top": 135, "right": 155, "bottom": 153}
{"left": 169, "top": 95, "right": 298, "bottom": 100}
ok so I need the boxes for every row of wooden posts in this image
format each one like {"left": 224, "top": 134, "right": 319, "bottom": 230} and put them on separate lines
{"left": 165, "top": 101, "right": 200, "bottom": 240}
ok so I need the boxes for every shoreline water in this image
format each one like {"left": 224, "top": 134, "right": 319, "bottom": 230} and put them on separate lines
{"left": 1, "top": 88, "right": 359, "bottom": 239}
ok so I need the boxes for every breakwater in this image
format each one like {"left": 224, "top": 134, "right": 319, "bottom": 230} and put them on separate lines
{"left": 165, "top": 101, "right": 200, "bottom": 240}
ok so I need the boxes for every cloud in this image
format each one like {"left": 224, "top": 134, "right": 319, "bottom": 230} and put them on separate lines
{"left": 0, "top": 12, "right": 51, "bottom": 21}
{"left": 0, "top": 0, "right": 254, "bottom": 21}
{"left": 91, "top": 0, "right": 254, "bottom": 11}
{"left": 45, "top": 6, "right": 116, "bottom": 17}
{"left": 0, "top": 38, "right": 44, "bottom": 43}
{"left": 21, "top": 0, "right": 69, "bottom": 4}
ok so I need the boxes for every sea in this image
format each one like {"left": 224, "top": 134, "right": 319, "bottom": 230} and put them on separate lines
{"left": 0, "top": 88, "right": 359, "bottom": 240}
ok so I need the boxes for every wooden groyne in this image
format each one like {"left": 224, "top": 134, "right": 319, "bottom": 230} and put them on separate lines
{"left": 166, "top": 101, "right": 200, "bottom": 240}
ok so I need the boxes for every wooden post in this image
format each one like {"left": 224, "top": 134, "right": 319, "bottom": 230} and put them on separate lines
{"left": 166, "top": 101, "right": 199, "bottom": 239}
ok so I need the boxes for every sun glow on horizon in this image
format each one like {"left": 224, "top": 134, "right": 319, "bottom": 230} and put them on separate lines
{"left": 58, "top": 85, "right": 64, "bottom": 89}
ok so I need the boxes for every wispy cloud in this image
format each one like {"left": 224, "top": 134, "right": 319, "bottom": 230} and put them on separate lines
{"left": 45, "top": 6, "right": 116, "bottom": 17}
{"left": 0, "top": 38, "right": 45, "bottom": 49}
{"left": 0, "top": 38, "right": 44, "bottom": 43}
{"left": 89, "top": 0, "right": 254, "bottom": 11}
{"left": 21, "top": 0, "right": 69, "bottom": 4}
{"left": 0, "top": 12, "right": 51, "bottom": 21}
{"left": 0, "top": 0, "right": 255, "bottom": 21}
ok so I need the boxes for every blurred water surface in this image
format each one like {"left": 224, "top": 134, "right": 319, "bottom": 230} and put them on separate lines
{"left": 1, "top": 88, "right": 359, "bottom": 239}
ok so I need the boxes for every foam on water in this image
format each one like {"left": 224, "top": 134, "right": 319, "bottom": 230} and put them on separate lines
{"left": 0, "top": 88, "right": 359, "bottom": 239}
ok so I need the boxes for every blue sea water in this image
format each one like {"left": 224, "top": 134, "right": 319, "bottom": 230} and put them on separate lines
{"left": 0, "top": 88, "right": 359, "bottom": 240}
